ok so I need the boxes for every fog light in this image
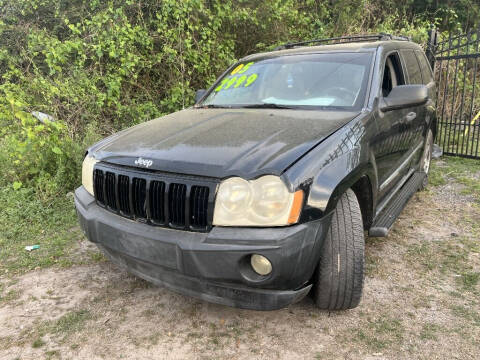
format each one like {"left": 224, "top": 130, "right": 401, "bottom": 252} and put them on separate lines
{"left": 250, "top": 254, "right": 272, "bottom": 276}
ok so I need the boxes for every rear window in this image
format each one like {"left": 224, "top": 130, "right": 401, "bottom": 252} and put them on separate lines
{"left": 415, "top": 50, "right": 434, "bottom": 84}
{"left": 401, "top": 50, "right": 423, "bottom": 84}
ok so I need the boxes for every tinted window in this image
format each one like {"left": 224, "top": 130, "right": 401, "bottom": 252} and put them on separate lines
{"left": 402, "top": 50, "right": 422, "bottom": 84}
{"left": 382, "top": 53, "right": 405, "bottom": 97}
{"left": 415, "top": 50, "right": 433, "bottom": 84}
{"left": 201, "top": 52, "right": 373, "bottom": 110}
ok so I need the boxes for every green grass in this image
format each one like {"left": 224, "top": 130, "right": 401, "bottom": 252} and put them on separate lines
{"left": 460, "top": 272, "right": 480, "bottom": 290}
{"left": 450, "top": 305, "right": 480, "bottom": 327}
{"left": 0, "top": 186, "right": 82, "bottom": 274}
{"left": 51, "top": 309, "right": 92, "bottom": 335}
{"left": 351, "top": 315, "right": 405, "bottom": 351}
{"left": 32, "top": 337, "right": 46, "bottom": 348}
{"left": 419, "top": 323, "right": 442, "bottom": 341}
{"left": 0, "top": 288, "right": 21, "bottom": 304}
{"left": 429, "top": 156, "right": 480, "bottom": 200}
{"left": 45, "top": 350, "right": 60, "bottom": 359}
{"left": 19, "top": 309, "right": 93, "bottom": 347}
{"left": 405, "top": 236, "right": 480, "bottom": 293}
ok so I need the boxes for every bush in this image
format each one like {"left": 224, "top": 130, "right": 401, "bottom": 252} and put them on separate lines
{"left": 0, "top": 95, "right": 82, "bottom": 197}
{"left": 0, "top": 0, "right": 477, "bottom": 196}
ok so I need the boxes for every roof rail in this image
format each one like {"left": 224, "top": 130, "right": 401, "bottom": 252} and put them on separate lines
{"left": 274, "top": 33, "right": 410, "bottom": 51}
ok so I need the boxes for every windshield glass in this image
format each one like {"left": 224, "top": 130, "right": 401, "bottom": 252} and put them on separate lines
{"left": 200, "top": 52, "right": 373, "bottom": 110}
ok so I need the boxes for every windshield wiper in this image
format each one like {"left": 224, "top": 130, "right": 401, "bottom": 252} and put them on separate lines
{"left": 240, "top": 103, "right": 295, "bottom": 109}
{"left": 196, "top": 104, "right": 232, "bottom": 109}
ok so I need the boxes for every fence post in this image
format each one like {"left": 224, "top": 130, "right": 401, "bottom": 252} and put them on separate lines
{"left": 427, "top": 25, "right": 438, "bottom": 69}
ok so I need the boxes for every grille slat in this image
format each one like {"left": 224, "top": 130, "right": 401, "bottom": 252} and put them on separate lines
{"left": 190, "top": 186, "right": 209, "bottom": 228}
{"left": 93, "top": 169, "right": 105, "bottom": 204}
{"left": 92, "top": 165, "right": 212, "bottom": 231}
{"left": 169, "top": 183, "right": 186, "bottom": 226}
{"left": 118, "top": 175, "right": 130, "bottom": 215}
{"left": 150, "top": 180, "right": 165, "bottom": 223}
{"left": 105, "top": 172, "right": 117, "bottom": 210}
{"left": 132, "top": 178, "right": 147, "bottom": 218}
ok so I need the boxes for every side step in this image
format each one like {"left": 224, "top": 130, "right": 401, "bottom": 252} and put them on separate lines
{"left": 369, "top": 172, "right": 425, "bottom": 237}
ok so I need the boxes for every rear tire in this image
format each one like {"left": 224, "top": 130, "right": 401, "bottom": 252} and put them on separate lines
{"left": 313, "top": 189, "right": 364, "bottom": 310}
{"left": 419, "top": 129, "right": 434, "bottom": 190}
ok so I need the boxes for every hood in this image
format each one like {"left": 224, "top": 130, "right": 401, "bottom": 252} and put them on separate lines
{"left": 90, "top": 108, "right": 359, "bottom": 179}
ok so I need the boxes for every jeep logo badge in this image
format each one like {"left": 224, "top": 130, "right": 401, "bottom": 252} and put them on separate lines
{"left": 134, "top": 157, "right": 153, "bottom": 168}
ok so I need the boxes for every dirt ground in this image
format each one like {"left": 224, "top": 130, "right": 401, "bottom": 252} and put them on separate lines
{"left": 1, "top": 164, "right": 479, "bottom": 359}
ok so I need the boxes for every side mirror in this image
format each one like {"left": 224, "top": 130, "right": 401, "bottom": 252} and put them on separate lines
{"left": 380, "top": 85, "right": 428, "bottom": 112}
{"left": 195, "top": 89, "right": 206, "bottom": 104}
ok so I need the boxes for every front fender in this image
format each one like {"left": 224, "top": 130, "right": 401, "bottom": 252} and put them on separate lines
{"left": 284, "top": 113, "right": 378, "bottom": 222}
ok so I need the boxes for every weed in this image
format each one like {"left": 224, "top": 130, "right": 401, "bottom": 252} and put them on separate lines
{"left": 405, "top": 236, "right": 479, "bottom": 295}
{"left": 430, "top": 157, "right": 480, "bottom": 200}
{"left": 420, "top": 323, "right": 442, "bottom": 340}
{"left": 451, "top": 305, "right": 480, "bottom": 326}
{"left": 32, "top": 337, "right": 45, "bottom": 348}
{"left": 459, "top": 272, "right": 480, "bottom": 290}
{"left": 52, "top": 309, "right": 91, "bottom": 335}
{"left": 89, "top": 251, "right": 106, "bottom": 262}
{"left": 45, "top": 349, "right": 60, "bottom": 359}
{"left": 0, "top": 289, "right": 21, "bottom": 303}
{"left": 351, "top": 316, "right": 405, "bottom": 351}
{"left": 0, "top": 186, "right": 80, "bottom": 274}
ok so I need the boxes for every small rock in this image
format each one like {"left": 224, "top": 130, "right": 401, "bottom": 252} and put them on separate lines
{"left": 432, "top": 144, "right": 443, "bottom": 159}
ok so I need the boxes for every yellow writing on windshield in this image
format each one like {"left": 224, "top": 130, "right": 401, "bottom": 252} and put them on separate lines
{"left": 215, "top": 73, "right": 258, "bottom": 92}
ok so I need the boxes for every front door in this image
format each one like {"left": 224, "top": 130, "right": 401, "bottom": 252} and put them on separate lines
{"left": 373, "top": 51, "right": 414, "bottom": 201}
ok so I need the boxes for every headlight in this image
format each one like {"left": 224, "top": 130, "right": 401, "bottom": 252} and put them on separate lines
{"left": 213, "top": 175, "right": 304, "bottom": 226}
{"left": 82, "top": 154, "right": 98, "bottom": 196}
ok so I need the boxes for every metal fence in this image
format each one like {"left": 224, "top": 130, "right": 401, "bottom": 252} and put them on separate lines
{"left": 428, "top": 28, "right": 480, "bottom": 159}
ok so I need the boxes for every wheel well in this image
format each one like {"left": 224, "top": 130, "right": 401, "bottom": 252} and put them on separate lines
{"left": 350, "top": 176, "right": 373, "bottom": 230}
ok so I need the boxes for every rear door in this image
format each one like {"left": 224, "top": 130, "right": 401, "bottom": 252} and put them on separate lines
{"left": 400, "top": 49, "right": 430, "bottom": 168}
{"left": 415, "top": 50, "right": 437, "bottom": 163}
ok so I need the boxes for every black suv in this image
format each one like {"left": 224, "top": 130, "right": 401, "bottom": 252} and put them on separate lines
{"left": 75, "top": 34, "right": 436, "bottom": 311}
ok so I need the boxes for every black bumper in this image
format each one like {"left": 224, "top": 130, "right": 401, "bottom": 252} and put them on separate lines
{"left": 74, "top": 186, "right": 330, "bottom": 310}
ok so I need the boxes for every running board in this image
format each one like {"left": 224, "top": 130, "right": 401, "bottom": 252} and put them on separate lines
{"left": 369, "top": 172, "right": 425, "bottom": 237}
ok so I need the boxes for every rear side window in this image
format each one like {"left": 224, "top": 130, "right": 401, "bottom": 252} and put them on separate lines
{"left": 401, "top": 50, "right": 422, "bottom": 84}
{"left": 415, "top": 50, "right": 434, "bottom": 84}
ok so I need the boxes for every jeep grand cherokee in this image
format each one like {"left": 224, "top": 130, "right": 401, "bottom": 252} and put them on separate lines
{"left": 75, "top": 34, "right": 436, "bottom": 310}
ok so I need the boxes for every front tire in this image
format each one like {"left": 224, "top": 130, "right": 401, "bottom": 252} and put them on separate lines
{"left": 313, "top": 189, "right": 365, "bottom": 310}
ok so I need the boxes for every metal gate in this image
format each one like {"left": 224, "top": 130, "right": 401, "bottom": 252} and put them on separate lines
{"left": 428, "top": 28, "right": 480, "bottom": 159}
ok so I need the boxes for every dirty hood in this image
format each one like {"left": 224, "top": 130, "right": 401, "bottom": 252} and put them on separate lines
{"left": 90, "top": 108, "right": 359, "bottom": 179}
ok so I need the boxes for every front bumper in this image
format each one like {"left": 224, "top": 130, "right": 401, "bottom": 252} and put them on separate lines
{"left": 74, "top": 186, "right": 330, "bottom": 310}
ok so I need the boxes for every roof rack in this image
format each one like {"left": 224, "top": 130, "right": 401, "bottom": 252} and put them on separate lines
{"left": 274, "top": 33, "right": 410, "bottom": 51}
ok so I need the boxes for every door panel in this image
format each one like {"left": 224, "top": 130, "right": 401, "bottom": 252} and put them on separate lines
{"left": 374, "top": 107, "right": 416, "bottom": 198}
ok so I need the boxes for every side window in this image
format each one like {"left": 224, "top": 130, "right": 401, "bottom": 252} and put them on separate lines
{"left": 382, "top": 53, "right": 405, "bottom": 97}
{"left": 401, "top": 50, "right": 422, "bottom": 84}
{"left": 415, "top": 50, "right": 433, "bottom": 84}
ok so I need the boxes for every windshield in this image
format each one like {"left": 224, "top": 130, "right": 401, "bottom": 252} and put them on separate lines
{"left": 200, "top": 52, "right": 373, "bottom": 110}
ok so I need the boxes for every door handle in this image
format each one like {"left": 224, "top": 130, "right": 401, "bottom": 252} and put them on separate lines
{"left": 405, "top": 112, "right": 416, "bottom": 122}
